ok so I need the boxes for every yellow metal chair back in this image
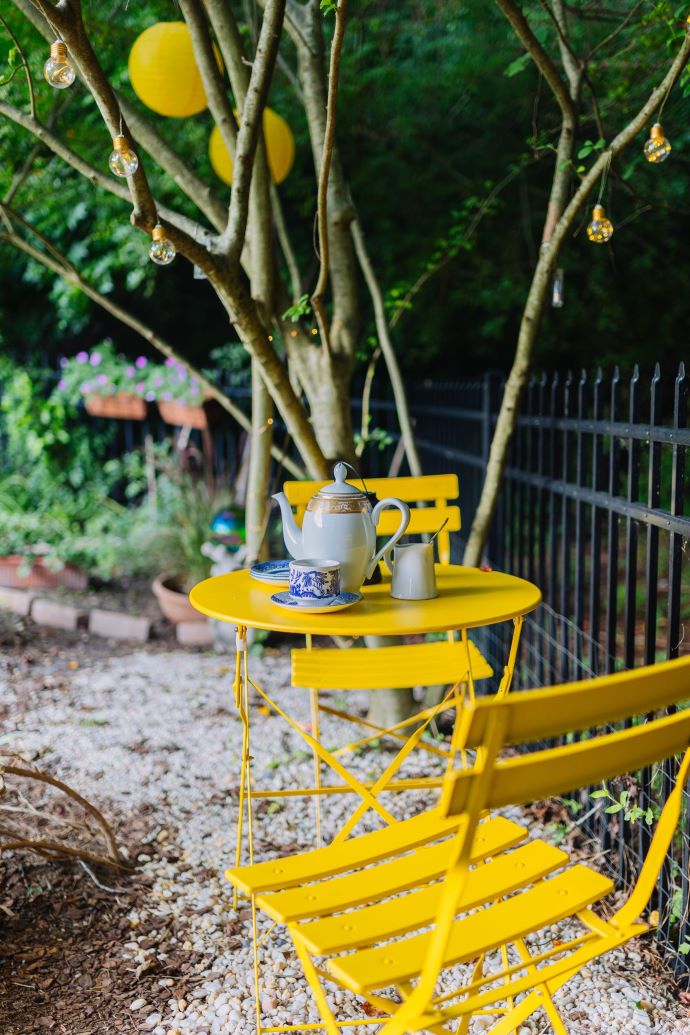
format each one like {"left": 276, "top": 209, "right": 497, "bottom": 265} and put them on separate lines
{"left": 283, "top": 472, "right": 460, "bottom": 564}
{"left": 230, "top": 654, "right": 690, "bottom": 1035}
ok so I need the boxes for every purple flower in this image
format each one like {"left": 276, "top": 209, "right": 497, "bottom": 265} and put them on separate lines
{"left": 80, "top": 382, "right": 92, "bottom": 394}
{"left": 177, "top": 369, "right": 187, "bottom": 382}
{"left": 97, "top": 373, "right": 108, "bottom": 385}
{"left": 125, "top": 366, "right": 135, "bottom": 377}
{"left": 76, "top": 351, "right": 89, "bottom": 363}
{"left": 90, "top": 352, "right": 102, "bottom": 366}
{"left": 162, "top": 391, "right": 173, "bottom": 400}
{"left": 59, "top": 357, "right": 68, "bottom": 368}
{"left": 135, "top": 356, "right": 147, "bottom": 369}
{"left": 57, "top": 379, "right": 67, "bottom": 390}
{"left": 145, "top": 391, "right": 155, "bottom": 402}
{"left": 153, "top": 376, "right": 163, "bottom": 387}
{"left": 165, "top": 357, "right": 176, "bottom": 368}
{"left": 135, "top": 382, "right": 145, "bottom": 393}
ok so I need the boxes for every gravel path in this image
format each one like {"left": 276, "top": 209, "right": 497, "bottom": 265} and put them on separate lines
{"left": 2, "top": 642, "right": 689, "bottom": 1035}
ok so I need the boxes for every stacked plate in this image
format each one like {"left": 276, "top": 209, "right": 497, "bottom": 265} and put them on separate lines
{"left": 249, "top": 560, "right": 290, "bottom": 587}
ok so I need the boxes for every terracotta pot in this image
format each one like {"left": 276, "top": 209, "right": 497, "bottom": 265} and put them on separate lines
{"left": 85, "top": 393, "right": 147, "bottom": 420}
{"left": 0, "top": 556, "right": 87, "bottom": 590}
{"left": 152, "top": 573, "right": 202, "bottom": 624}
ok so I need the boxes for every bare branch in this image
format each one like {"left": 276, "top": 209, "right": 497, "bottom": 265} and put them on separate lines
{"left": 222, "top": 0, "right": 287, "bottom": 260}
{"left": 495, "top": 0, "right": 576, "bottom": 122}
{"left": 0, "top": 12, "right": 36, "bottom": 116}
{"left": 310, "top": 0, "right": 348, "bottom": 354}
{"left": 178, "top": 0, "right": 238, "bottom": 160}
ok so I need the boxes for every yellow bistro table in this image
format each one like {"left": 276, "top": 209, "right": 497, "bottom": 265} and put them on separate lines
{"left": 190, "top": 565, "right": 541, "bottom": 883}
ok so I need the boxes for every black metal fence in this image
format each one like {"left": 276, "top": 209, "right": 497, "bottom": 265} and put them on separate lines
{"left": 363, "top": 365, "right": 690, "bottom": 980}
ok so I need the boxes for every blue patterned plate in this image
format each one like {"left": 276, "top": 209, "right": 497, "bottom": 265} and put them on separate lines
{"left": 249, "top": 560, "right": 291, "bottom": 586}
{"left": 270, "top": 591, "right": 362, "bottom": 614}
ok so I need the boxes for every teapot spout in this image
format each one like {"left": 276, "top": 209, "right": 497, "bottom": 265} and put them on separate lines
{"left": 271, "top": 492, "right": 303, "bottom": 559}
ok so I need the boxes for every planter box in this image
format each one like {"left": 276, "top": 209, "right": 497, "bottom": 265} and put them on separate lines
{"left": 0, "top": 556, "right": 87, "bottom": 591}
{"left": 157, "top": 399, "right": 208, "bottom": 429}
{"left": 85, "top": 392, "right": 147, "bottom": 421}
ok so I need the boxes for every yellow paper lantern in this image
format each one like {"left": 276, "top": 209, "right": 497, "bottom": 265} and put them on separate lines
{"left": 209, "top": 108, "right": 295, "bottom": 186}
{"left": 129, "top": 22, "right": 222, "bottom": 118}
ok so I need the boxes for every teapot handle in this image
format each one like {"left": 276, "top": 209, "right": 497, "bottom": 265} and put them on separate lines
{"left": 367, "top": 498, "right": 411, "bottom": 579}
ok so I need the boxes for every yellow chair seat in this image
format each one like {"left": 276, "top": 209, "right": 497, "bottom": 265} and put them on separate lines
{"left": 291, "top": 639, "right": 493, "bottom": 691}
{"left": 295, "top": 839, "right": 567, "bottom": 955}
{"left": 256, "top": 815, "right": 526, "bottom": 923}
{"left": 227, "top": 808, "right": 522, "bottom": 897}
{"left": 326, "top": 864, "right": 613, "bottom": 994}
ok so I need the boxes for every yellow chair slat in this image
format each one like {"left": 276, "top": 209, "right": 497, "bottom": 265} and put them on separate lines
{"left": 296, "top": 839, "right": 566, "bottom": 955}
{"left": 291, "top": 640, "right": 493, "bottom": 691}
{"left": 376, "top": 504, "right": 460, "bottom": 536}
{"left": 226, "top": 807, "right": 465, "bottom": 896}
{"left": 283, "top": 474, "right": 459, "bottom": 508}
{"left": 326, "top": 865, "right": 613, "bottom": 994}
{"left": 444, "top": 708, "right": 690, "bottom": 817}
{"left": 257, "top": 816, "right": 526, "bottom": 924}
{"left": 459, "top": 653, "right": 690, "bottom": 750}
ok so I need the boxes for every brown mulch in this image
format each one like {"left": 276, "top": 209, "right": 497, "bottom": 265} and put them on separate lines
{"left": 0, "top": 809, "right": 197, "bottom": 1035}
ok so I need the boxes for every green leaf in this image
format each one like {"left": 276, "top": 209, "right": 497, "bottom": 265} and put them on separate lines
{"left": 679, "top": 942, "right": 690, "bottom": 955}
{"left": 605, "top": 803, "right": 623, "bottom": 814}
{"left": 320, "top": 0, "right": 338, "bottom": 13}
{"left": 590, "top": 789, "right": 609, "bottom": 799}
{"left": 504, "top": 53, "right": 531, "bottom": 78}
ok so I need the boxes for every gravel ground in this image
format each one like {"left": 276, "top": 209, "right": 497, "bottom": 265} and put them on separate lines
{"left": 2, "top": 637, "right": 689, "bottom": 1035}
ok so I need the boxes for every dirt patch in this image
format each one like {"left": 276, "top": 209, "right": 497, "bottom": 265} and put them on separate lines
{"left": 0, "top": 811, "right": 193, "bottom": 1035}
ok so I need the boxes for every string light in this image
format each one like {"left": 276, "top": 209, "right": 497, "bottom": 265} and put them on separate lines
{"left": 149, "top": 224, "right": 176, "bottom": 265}
{"left": 644, "top": 122, "right": 672, "bottom": 164}
{"left": 588, "top": 151, "right": 614, "bottom": 244}
{"left": 109, "top": 135, "right": 139, "bottom": 177}
{"left": 552, "top": 268, "right": 564, "bottom": 307}
{"left": 587, "top": 204, "right": 614, "bottom": 244}
{"left": 310, "top": 327, "right": 318, "bottom": 335}
{"left": 44, "top": 40, "right": 76, "bottom": 89}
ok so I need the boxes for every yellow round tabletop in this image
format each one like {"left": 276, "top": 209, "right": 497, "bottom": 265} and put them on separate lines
{"left": 189, "top": 565, "right": 541, "bottom": 637}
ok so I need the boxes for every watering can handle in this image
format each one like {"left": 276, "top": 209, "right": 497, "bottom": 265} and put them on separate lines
{"left": 367, "top": 499, "right": 411, "bottom": 579}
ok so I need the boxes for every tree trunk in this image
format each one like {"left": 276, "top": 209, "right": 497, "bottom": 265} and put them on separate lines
{"left": 245, "top": 361, "right": 274, "bottom": 563}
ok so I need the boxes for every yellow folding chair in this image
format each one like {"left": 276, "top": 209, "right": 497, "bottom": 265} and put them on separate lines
{"left": 284, "top": 474, "right": 495, "bottom": 837}
{"left": 228, "top": 654, "right": 690, "bottom": 1035}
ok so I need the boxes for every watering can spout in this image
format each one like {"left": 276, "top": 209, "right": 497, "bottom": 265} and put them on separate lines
{"left": 271, "top": 492, "right": 303, "bottom": 559}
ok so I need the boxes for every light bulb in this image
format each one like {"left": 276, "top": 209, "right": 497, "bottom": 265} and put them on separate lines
{"left": 44, "top": 40, "right": 76, "bottom": 89}
{"left": 643, "top": 122, "right": 671, "bottom": 164}
{"left": 586, "top": 204, "right": 614, "bottom": 244}
{"left": 149, "top": 224, "right": 176, "bottom": 266}
{"left": 109, "top": 135, "right": 139, "bottom": 177}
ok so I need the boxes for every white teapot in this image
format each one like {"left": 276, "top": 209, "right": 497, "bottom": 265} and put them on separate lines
{"left": 272, "top": 463, "right": 410, "bottom": 593}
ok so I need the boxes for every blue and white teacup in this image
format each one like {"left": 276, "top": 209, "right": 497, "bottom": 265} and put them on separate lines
{"left": 289, "top": 559, "right": 340, "bottom": 604}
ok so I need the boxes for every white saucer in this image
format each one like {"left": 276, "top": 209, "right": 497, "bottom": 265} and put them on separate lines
{"left": 270, "top": 591, "right": 362, "bottom": 614}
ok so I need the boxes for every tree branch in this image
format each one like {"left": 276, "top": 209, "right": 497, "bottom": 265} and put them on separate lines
{"left": 495, "top": 0, "right": 576, "bottom": 123}
{"left": 310, "top": 0, "right": 348, "bottom": 354}
{"left": 0, "top": 11, "right": 35, "bottom": 116}
{"left": 221, "top": 0, "right": 287, "bottom": 261}
{"left": 178, "top": 0, "right": 238, "bottom": 161}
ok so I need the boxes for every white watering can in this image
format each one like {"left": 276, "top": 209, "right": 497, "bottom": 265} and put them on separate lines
{"left": 272, "top": 462, "right": 410, "bottom": 593}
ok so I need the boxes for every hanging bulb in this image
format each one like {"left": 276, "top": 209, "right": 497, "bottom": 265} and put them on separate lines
{"left": 44, "top": 40, "right": 76, "bottom": 89}
{"left": 643, "top": 122, "right": 671, "bottom": 164}
{"left": 109, "top": 135, "right": 139, "bottom": 177}
{"left": 586, "top": 204, "right": 614, "bottom": 244}
{"left": 552, "top": 268, "right": 565, "bottom": 308}
{"left": 149, "top": 224, "right": 176, "bottom": 266}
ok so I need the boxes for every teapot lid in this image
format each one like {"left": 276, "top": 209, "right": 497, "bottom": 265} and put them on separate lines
{"left": 316, "top": 462, "right": 366, "bottom": 499}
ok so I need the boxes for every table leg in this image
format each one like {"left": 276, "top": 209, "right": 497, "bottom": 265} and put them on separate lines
{"left": 306, "top": 634, "right": 323, "bottom": 846}
{"left": 498, "top": 616, "right": 524, "bottom": 699}
{"left": 232, "top": 625, "right": 254, "bottom": 908}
